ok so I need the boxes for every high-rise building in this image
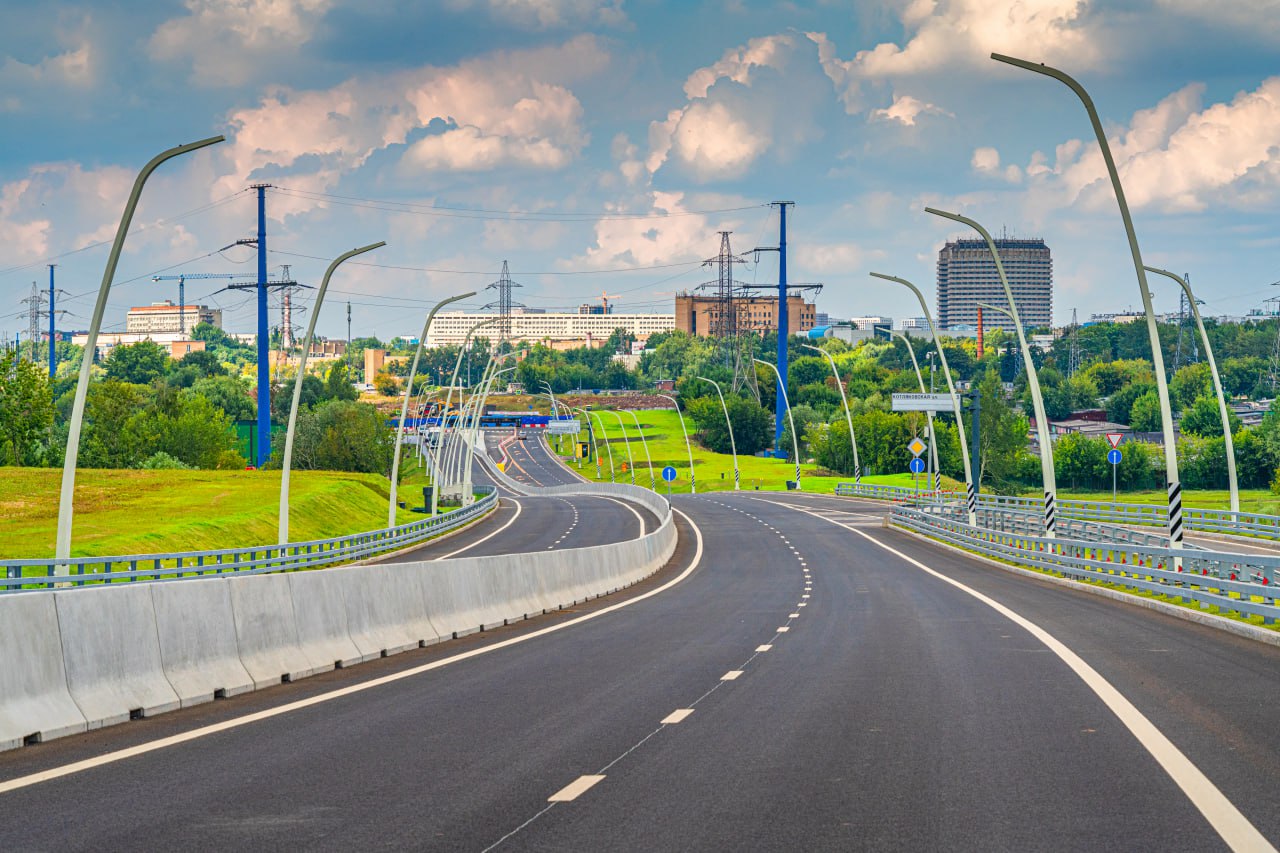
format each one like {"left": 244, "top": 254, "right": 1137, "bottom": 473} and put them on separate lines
{"left": 936, "top": 237, "right": 1052, "bottom": 331}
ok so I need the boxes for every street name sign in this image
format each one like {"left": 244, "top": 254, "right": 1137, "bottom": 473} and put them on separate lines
{"left": 892, "top": 393, "right": 954, "bottom": 412}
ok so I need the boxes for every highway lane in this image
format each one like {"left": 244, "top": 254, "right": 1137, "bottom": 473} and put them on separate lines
{"left": 1, "top": 485, "right": 1277, "bottom": 849}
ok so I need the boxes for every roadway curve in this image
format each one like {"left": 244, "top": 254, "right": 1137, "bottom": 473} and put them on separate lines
{"left": 1, "top": 468, "right": 1278, "bottom": 849}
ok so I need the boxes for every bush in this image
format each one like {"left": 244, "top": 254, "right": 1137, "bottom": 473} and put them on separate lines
{"left": 140, "top": 451, "right": 192, "bottom": 470}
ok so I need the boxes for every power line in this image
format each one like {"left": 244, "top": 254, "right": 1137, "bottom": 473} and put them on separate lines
{"left": 269, "top": 248, "right": 705, "bottom": 277}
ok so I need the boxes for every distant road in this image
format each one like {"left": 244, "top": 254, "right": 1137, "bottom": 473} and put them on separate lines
{"left": 0, "top": 456, "right": 1277, "bottom": 850}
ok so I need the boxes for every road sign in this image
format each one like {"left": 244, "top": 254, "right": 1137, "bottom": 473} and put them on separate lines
{"left": 909, "top": 457, "right": 926, "bottom": 474}
{"left": 661, "top": 466, "right": 678, "bottom": 482}
{"left": 892, "top": 392, "right": 954, "bottom": 412}
{"left": 1107, "top": 448, "right": 1122, "bottom": 465}
{"left": 1106, "top": 432, "right": 1124, "bottom": 449}
{"left": 907, "top": 437, "right": 928, "bottom": 457}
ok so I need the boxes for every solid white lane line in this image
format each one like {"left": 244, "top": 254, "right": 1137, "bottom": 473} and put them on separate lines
{"left": 756, "top": 645, "right": 773, "bottom": 652}
{"left": 549, "top": 775, "right": 606, "bottom": 802}
{"left": 0, "top": 508, "right": 706, "bottom": 797}
{"left": 661, "top": 709, "right": 694, "bottom": 725}
{"left": 433, "top": 498, "right": 524, "bottom": 561}
{"left": 599, "top": 495, "right": 648, "bottom": 537}
{"left": 754, "top": 496, "right": 1275, "bottom": 853}
{"left": 721, "top": 670, "right": 743, "bottom": 681}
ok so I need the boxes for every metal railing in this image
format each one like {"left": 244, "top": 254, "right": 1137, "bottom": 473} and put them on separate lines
{"left": 1, "top": 486, "right": 499, "bottom": 592}
{"left": 836, "top": 482, "right": 1280, "bottom": 544}
{"left": 891, "top": 505, "right": 1280, "bottom": 624}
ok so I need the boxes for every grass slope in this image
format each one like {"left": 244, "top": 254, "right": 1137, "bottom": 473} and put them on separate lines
{"left": 0, "top": 468, "right": 427, "bottom": 560}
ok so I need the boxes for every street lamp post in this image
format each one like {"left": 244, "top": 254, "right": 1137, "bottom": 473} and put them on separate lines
{"left": 870, "top": 273, "right": 976, "bottom": 524}
{"left": 450, "top": 351, "right": 513, "bottom": 493}
{"left": 626, "top": 410, "right": 657, "bottom": 490}
{"left": 754, "top": 358, "right": 801, "bottom": 489}
{"left": 891, "top": 331, "right": 941, "bottom": 497}
{"left": 280, "top": 242, "right": 386, "bottom": 544}
{"left": 609, "top": 410, "right": 637, "bottom": 485}
{"left": 462, "top": 364, "right": 516, "bottom": 503}
{"left": 656, "top": 393, "right": 696, "bottom": 493}
{"left": 697, "top": 376, "right": 739, "bottom": 490}
{"left": 992, "top": 52, "right": 1184, "bottom": 548}
{"left": 590, "top": 411, "right": 616, "bottom": 482}
{"left": 929, "top": 207, "right": 1058, "bottom": 536}
{"left": 1147, "top": 266, "right": 1239, "bottom": 514}
{"left": 978, "top": 300, "right": 1058, "bottom": 535}
{"left": 388, "top": 291, "right": 474, "bottom": 528}
{"left": 55, "top": 136, "right": 224, "bottom": 571}
{"left": 803, "top": 343, "right": 861, "bottom": 484}
{"left": 434, "top": 317, "right": 497, "bottom": 515}
{"left": 577, "top": 407, "right": 602, "bottom": 479}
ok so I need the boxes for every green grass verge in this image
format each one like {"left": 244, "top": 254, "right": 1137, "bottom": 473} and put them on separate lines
{"left": 546, "top": 409, "right": 959, "bottom": 495}
{"left": 0, "top": 467, "right": 441, "bottom": 560}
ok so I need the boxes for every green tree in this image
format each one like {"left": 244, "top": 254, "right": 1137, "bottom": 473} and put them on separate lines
{"left": 687, "top": 395, "right": 773, "bottom": 456}
{"left": 1106, "top": 381, "right": 1156, "bottom": 424}
{"left": 0, "top": 350, "right": 55, "bottom": 465}
{"left": 975, "top": 369, "right": 1030, "bottom": 490}
{"left": 1178, "top": 395, "right": 1240, "bottom": 438}
{"left": 104, "top": 341, "right": 170, "bottom": 385}
{"left": 191, "top": 375, "right": 256, "bottom": 421}
{"left": 374, "top": 371, "right": 400, "bottom": 396}
{"left": 1169, "top": 363, "right": 1211, "bottom": 412}
{"left": 324, "top": 361, "right": 359, "bottom": 402}
{"left": 80, "top": 381, "right": 152, "bottom": 468}
{"left": 1129, "top": 391, "right": 1163, "bottom": 432}
{"left": 285, "top": 400, "right": 394, "bottom": 473}
{"left": 1055, "top": 433, "right": 1109, "bottom": 490}
{"left": 124, "top": 390, "right": 241, "bottom": 469}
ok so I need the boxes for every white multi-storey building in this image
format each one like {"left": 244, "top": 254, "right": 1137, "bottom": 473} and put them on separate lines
{"left": 937, "top": 237, "right": 1053, "bottom": 331}
{"left": 426, "top": 311, "right": 675, "bottom": 347}
{"left": 126, "top": 301, "right": 222, "bottom": 334}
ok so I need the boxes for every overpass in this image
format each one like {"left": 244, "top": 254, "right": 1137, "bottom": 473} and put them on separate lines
{"left": 0, "top": 435, "right": 1277, "bottom": 850}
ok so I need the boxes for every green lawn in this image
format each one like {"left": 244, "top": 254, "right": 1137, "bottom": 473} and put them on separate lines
{"left": 549, "top": 409, "right": 957, "bottom": 495}
{"left": 0, "top": 467, "right": 440, "bottom": 560}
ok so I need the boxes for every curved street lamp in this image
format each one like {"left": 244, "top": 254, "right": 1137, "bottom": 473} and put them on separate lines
{"left": 870, "top": 273, "right": 976, "bottom": 524}
{"left": 656, "top": 393, "right": 696, "bottom": 493}
{"left": 991, "top": 53, "right": 1183, "bottom": 548}
{"left": 280, "top": 241, "right": 386, "bottom": 544}
{"left": 802, "top": 343, "right": 861, "bottom": 484}
{"left": 890, "top": 331, "right": 941, "bottom": 493}
{"left": 1146, "top": 266, "right": 1239, "bottom": 513}
{"left": 625, "top": 410, "right": 656, "bottom": 490}
{"left": 608, "top": 410, "right": 637, "bottom": 485}
{"left": 389, "top": 291, "right": 475, "bottom": 527}
{"left": 590, "top": 410, "right": 616, "bottom": 482}
{"left": 696, "top": 376, "right": 739, "bottom": 490}
{"left": 576, "top": 407, "right": 603, "bottom": 479}
{"left": 55, "top": 135, "right": 225, "bottom": 570}
{"left": 754, "top": 358, "right": 801, "bottom": 489}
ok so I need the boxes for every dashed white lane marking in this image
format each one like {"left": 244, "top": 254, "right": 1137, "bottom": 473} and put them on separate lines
{"left": 802, "top": 594, "right": 810, "bottom": 599}
{"left": 777, "top": 627, "right": 790, "bottom": 633}
{"left": 549, "top": 775, "right": 606, "bottom": 802}
{"left": 661, "top": 709, "right": 694, "bottom": 725}
{"left": 749, "top": 495, "right": 1275, "bottom": 853}
{"left": 721, "top": 670, "right": 744, "bottom": 681}
{"left": 798, "top": 602, "right": 807, "bottom": 607}
{"left": 756, "top": 645, "right": 773, "bottom": 652}
{"left": 789, "top": 613, "right": 799, "bottom": 618}
{"left": 0, "top": 509, "right": 707, "bottom": 800}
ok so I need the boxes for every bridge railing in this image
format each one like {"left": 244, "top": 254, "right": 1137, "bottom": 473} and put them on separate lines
{"left": 891, "top": 505, "right": 1279, "bottom": 624}
{"left": 0, "top": 486, "right": 499, "bottom": 592}
{"left": 837, "top": 482, "right": 1280, "bottom": 543}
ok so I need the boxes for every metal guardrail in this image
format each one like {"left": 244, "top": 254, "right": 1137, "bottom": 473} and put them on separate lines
{"left": 1, "top": 486, "right": 499, "bottom": 592}
{"left": 891, "top": 506, "right": 1280, "bottom": 625}
{"left": 836, "top": 482, "right": 1280, "bottom": 543}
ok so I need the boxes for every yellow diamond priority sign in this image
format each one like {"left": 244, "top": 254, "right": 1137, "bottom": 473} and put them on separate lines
{"left": 908, "top": 437, "right": 927, "bottom": 457}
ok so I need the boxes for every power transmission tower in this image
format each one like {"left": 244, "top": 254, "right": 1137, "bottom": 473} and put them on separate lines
{"left": 1265, "top": 281, "right": 1280, "bottom": 392}
{"left": 277, "top": 264, "right": 308, "bottom": 353}
{"left": 20, "top": 283, "right": 45, "bottom": 363}
{"left": 483, "top": 260, "right": 524, "bottom": 344}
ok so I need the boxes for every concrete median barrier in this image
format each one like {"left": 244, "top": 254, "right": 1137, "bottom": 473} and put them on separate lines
{"left": 55, "top": 584, "right": 180, "bottom": 729}
{"left": 341, "top": 564, "right": 434, "bottom": 658}
{"left": 288, "top": 570, "right": 365, "bottom": 670}
{"left": 0, "top": 593, "right": 87, "bottom": 749}
{"left": 228, "top": 573, "right": 317, "bottom": 688}
{"left": 152, "top": 578, "right": 253, "bottom": 708}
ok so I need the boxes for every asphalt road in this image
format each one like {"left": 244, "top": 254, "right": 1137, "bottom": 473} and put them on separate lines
{"left": 1, "top": 467, "right": 1278, "bottom": 849}
{"left": 383, "top": 433, "right": 657, "bottom": 561}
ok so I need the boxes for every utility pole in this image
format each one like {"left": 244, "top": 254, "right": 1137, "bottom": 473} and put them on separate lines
{"left": 773, "top": 201, "right": 792, "bottom": 448}
{"left": 48, "top": 265, "right": 57, "bottom": 378}
{"left": 347, "top": 301, "right": 352, "bottom": 347}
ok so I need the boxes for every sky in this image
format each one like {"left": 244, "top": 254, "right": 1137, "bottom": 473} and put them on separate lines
{"left": 2, "top": 0, "right": 1279, "bottom": 343}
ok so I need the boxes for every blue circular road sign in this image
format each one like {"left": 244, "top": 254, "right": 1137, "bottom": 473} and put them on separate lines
{"left": 909, "top": 457, "right": 926, "bottom": 474}
{"left": 662, "top": 465, "right": 678, "bottom": 482}
{"left": 1107, "top": 448, "right": 1122, "bottom": 465}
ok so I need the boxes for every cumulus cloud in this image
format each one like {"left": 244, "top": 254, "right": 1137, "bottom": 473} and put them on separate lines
{"left": 149, "top": 0, "right": 333, "bottom": 87}
{"left": 0, "top": 29, "right": 95, "bottom": 111}
{"left": 1021, "top": 77, "right": 1280, "bottom": 213}
{"left": 448, "top": 0, "right": 628, "bottom": 29}
{"left": 808, "top": 1, "right": 1098, "bottom": 114}
{"left": 971, "top": 146, "right": 1022, "bottom": 182}
{"left": 567, "top": 190, "right": 747, "bottom": 269}
{"left": 871, "top": 94, "right": 952, "bottom": 126}
{"left": 217, "top": 35, "right": 608, "bottom": 196}
{"left": 642, "top": 33, "right": 827, "bottom": 183}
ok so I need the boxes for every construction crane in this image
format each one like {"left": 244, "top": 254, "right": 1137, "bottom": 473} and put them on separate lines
{"left": 150, "top": 273, "right": 257, "bottom": 336}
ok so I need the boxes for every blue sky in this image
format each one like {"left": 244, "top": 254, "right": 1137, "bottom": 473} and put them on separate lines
{"left": 2, "top": 0, "right": 1279, "bottom": 341}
